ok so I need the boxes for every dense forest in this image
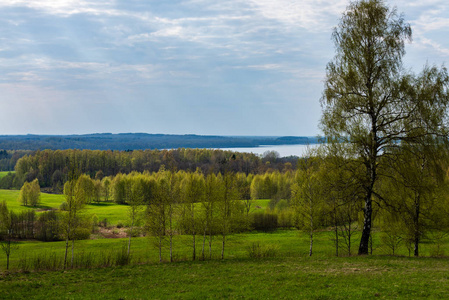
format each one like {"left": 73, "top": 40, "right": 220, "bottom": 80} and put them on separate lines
{"left": 0, "top": 150, "right": 32, "bottom": 171}
{"left": 2, "top": 148, "right": 298, "bottom": 191}
{"left": 0, "top": 133, "right": 317, "bottom": 151}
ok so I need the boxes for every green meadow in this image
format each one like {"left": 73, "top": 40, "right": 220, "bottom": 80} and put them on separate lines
{"left": 1, "top": 188, "right": 449, "bottom": 299}
{"left": 0, "top": 189, "right": 270, "bottom": 226}
{"left": 1, "top": 254, "right": 449, "bottom": 299}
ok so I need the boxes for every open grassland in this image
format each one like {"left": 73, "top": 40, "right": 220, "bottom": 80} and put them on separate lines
{"left": 0, "top": 171, "right": 10, "bottom": 179}
{"left": 2, "top": 188, "right": 449, "bottom": 298}
{"left": 0, "top": 189, "right": 270, "bottom": 226}
{"left": 1, "top": 229, "right": 448, "bottom": 271}
{"left": 1, "top": 255, "right": 449, "bottom": 299}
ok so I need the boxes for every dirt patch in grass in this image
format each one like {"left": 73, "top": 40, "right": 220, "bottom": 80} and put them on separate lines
{"left": 95, "top": 227, "right": 128, "bottom": 239}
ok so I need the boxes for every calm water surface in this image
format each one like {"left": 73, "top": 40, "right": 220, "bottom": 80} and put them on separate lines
{"left": 218, "top": 144, "right": 318, "bottom": 157}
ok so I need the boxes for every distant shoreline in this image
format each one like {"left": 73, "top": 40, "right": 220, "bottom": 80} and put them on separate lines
{"left": 0, "top": 133, "right": 320, "bottom": 151}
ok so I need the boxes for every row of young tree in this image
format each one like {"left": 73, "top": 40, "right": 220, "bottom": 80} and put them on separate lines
{"left": 2, "top": 149, "right": 449, "bottom": 270}
{"left": 12, "top": 148, "right": 297, "bottom": 192}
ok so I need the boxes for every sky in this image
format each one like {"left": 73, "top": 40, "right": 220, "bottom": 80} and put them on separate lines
{"left": 0, "top": 0, "right": 448, "bottom": 136}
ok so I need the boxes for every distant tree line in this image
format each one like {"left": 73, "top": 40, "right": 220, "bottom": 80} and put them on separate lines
{"left": 0, "top": 133, "right": 317, "bottom": 151}
{"left": 11, "top": 148, "right": 298, "bottom": 191}
{"left": 0, "top": 150, "right": 32, "bottom": 171}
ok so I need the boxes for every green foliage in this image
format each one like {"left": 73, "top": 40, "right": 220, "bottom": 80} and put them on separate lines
{"left": 246, "top": 242, "right": 279, "bottom": 258}
{"left": 14, "top": 148, "right": 296, "bottom": 192}
{"left": 321, "top": 0, "right": 449, "bottom": 255}
{"left": 18, "top": 178, "right": 40, "bottom": 206}
{"left": 252, "top": 212, "right": 278, "bottom": 232}
{"left": 35, "top": 210, "right": 60, "bottom": 241}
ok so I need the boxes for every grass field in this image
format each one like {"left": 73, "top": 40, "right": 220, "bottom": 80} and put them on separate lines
{"left": 0, "top": 189, "right": 270, "bottom": 226}
{"left": 1, "top": 188, "right": 449, "bottom": 298}
{"left": 0, "top": 171, "right": 10, "bottom": 180}
{"left": 1, "top": 255, "right": 449, "bottom": 299}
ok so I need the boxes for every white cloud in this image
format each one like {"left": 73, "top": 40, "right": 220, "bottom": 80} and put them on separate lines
{"left": 244, "top": 0, "right": 347, "bottom": 32}
{"left": 0, "top": 0, "right": 115, "bottom": 16}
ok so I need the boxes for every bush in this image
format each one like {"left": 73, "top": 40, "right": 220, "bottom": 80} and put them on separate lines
{"left": 35, "top": 210, "right": 60, "bottom": 241}
{"left": 116, "top": 243, "right": 131, "bottom": 266}
{"left": 247, "top": 242, "right": 279, "bottom": 258}
{"left": 59, "top": 201, "right": 69, "bottom": 211}
{"left": 252, "top": 212, "right": 278, "bottom": 232}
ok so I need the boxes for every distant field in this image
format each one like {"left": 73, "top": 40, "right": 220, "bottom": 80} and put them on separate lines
{"left": 0, "top": 189, "right": 64, "bottom": 213}
{"left": 0, "top": 189, "right": 270, "bottom": 226}
{"left": 0, "top": 171, "right": 11, "bottom": 179}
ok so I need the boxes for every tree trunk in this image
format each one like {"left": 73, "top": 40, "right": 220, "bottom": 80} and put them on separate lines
{"left": 202, "top": 226, "right": 207, "bottom": 260}
{"left": 209, "top": 229, "right": 213, "bottom": 259}
{"left": 414, "top": 231, "right": 420, "bottom": 257}
{"left": 127, "top": 220, "right": 133, "bottom": 258}
{"left": 192, "top": 232, "right": 196, "bottom": 261}
{"left": 335, "top": 224, "right": 339, "bottom": 257}
{"left": 169, "top": 217, "right": 173, "bottom": 263}
{"left": 64, "top": 236, "right": 69, "bottom": 269}
{"left": 309, "top": 211, "right": 313, "bottom": 256}
{"left": 71, "top": 239, "right": 75, "bottom": 268}
{"left": 358, "top": 191, "right": 373, "bottom": 255}
{"left": 192, "top": 205, "right": 195, "bottom": 261}
{"left": 221, "top": 233, "right": 225, "bottom": 260}
{"left": 309, "top": 230, "right": 313, "bottom": 257}
{"left": 159, "top": 236, "right": 162, "bottom": 262}
{"left": 6, "top": 244, "right": 10, "bottom": 271}
{"left": 348, "top": 221, "right": 352, "bottom": 256}
{"left": 414, "top": 195, "right": 420, "bottom": 257}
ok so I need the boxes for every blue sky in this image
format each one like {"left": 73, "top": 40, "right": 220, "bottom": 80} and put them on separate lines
{"left": 0, "top": 0, "right": 447, "bottom": 136}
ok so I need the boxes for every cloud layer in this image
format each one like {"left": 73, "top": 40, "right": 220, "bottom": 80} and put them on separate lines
{"left": 0, "top": 0, "right": 447, "bottom": 135}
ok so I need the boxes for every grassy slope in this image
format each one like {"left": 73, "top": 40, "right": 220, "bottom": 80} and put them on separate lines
{"left": 0, "top": 189, "right": 270, "bottom": 226}
{"left": 1, "top": 188, "right": 449, "bottom": 298}
{"left": 1, "top": 256, "right": 449, "bottom": 299}
{"left": 0, "top": 171, "right": 10, "bottom": 179}
{"left": 0, "top": 189, "right": 129, "bottom": 225}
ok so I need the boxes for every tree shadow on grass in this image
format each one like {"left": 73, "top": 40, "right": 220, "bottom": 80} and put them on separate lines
{"left": 88, "top": 202, "right": 121, "bottom": 207}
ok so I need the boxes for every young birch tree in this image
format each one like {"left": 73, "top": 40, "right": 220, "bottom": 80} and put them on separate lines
{"left": 0, "top": 201, "right": 18, "bottom": 270}
{"left": 180, "top": 171, "right": 205, "bottom": 261}
{"left": 321, "top": 0, "right": 449, "bottom": 254}
{"left": 292, "top": 156, "right": 323, "bottom": 257}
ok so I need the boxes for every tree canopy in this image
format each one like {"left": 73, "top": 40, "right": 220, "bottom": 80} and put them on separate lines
{"left": 321, "top": 0, "right": 449, "bottom": 254}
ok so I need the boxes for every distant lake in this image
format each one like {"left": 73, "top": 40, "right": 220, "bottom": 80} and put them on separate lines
{"left": 218, "top": 144, "right": 318, "bottom": 157}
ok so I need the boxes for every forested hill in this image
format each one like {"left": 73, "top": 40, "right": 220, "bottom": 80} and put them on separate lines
{"left": 0, "top": 133, "right": 318, "bottom": 151}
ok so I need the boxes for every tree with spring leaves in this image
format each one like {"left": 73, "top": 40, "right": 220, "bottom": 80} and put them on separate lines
{"left": 321, "top": 0, "right": 449, "bottom": 255}
{"left": 180, "top": 170, "right": 205, "bottom": 261}
{"left": 60, "top": 157, "right": 91, "bottom": 269}
{"left": 380, "top": 143, "right": 449, "bottom": 256}
{"left": 18, "top": 178, "right": 40, "bottom": 207}
{"left": 0, "top": 201, "right": 18, "bottom": 270}
{"left": 292, "top": 155, "right": 325, "bottom": 257}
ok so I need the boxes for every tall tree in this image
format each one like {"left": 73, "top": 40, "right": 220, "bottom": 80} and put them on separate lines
{"left": 0, "top": 201, "right": 18, "bottom": 270}
{"left": 217, "top": 172, "right": 240, "bottom": 260}
{"left": 61, "top": 157, "right": 90, "bottom": 269}
{"left": 127, "top": 173, "right": 145, "bottom": 258}
{"left": 180, "top": 171, "right": 205, "bottom": 261}
{"left": 18, "top": 179, "right": 41, "bottom": 207}
{"left": 380, "top": 144, "right": 449, "bottom": 256}
{"left": 292, "top": 156, "right": 324, "bottom": 257}
{"left": 321, "top": 0, "right": 449, "bottom": 254}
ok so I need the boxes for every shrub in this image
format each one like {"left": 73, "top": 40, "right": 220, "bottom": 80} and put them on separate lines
{"left": 252, "top": 212, "right": 278, "bottom": 232}
{"left": 59, "top": 201, "right": 69, "bottom": 211}
{"left": 247, "top": 242, "right": 279, "bottom": 258}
